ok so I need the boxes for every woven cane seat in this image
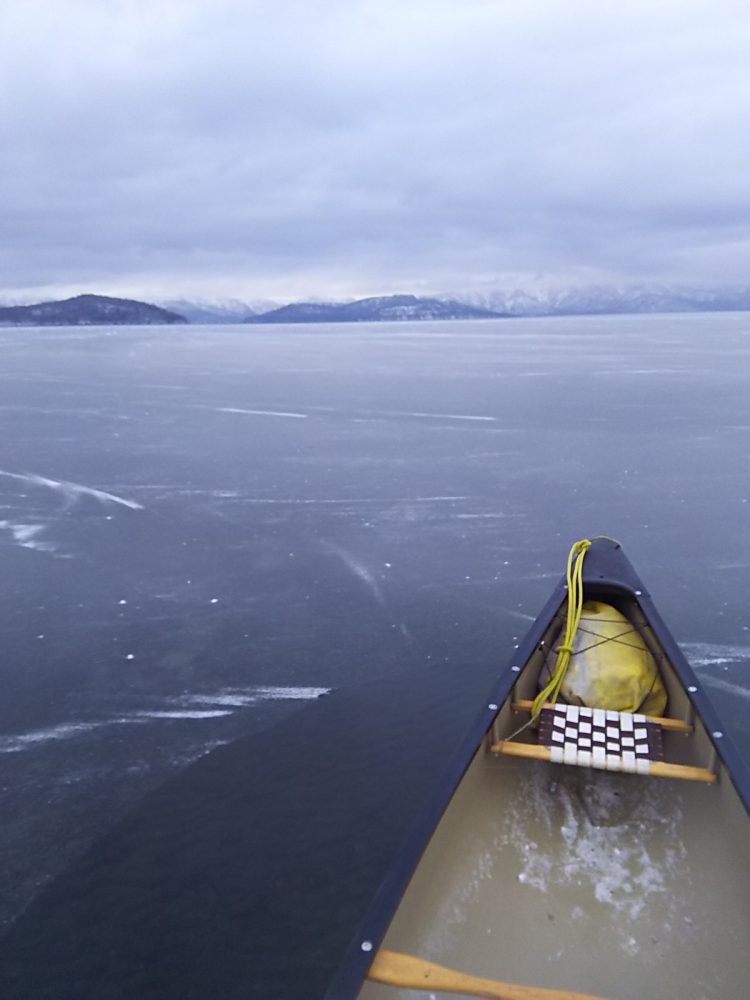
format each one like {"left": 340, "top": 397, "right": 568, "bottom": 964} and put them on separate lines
{"left": 537, "top": 704, "right": 664, "bottom": 773}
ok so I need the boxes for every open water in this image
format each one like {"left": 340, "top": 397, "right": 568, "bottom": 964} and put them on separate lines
{"left": 0, "top": 314, "right": 749, "bottom": 997}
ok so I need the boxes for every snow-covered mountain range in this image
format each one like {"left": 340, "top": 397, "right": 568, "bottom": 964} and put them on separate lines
{"left": 246, "top": 294, "right": 504, "bottom": 323}
{"left": 450, "top": 284, "right": 750, "bottom": 317}
{"left": 164, "top": 285, "right": 750, "bottom": 323}
{"left": 3, "top": 286, "right": 750, "bottom": 327}
{"left": 159, "top": 298, "right": 276, "bottom": 324}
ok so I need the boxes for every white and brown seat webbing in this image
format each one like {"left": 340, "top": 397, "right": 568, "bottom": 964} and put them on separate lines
{"left": 537, "top": 704, "right": 664, "bottom": 774}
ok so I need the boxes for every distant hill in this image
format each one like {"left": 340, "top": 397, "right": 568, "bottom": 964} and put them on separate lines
{"left": 0, "top": 294, "right": 187, "bottom": 326}
{"left": 247, "top": 294, "right": 506, "bottom": 324}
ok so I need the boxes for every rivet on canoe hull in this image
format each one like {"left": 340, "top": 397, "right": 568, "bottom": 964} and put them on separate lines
{"left": 361, "top": 941, "right": 373, "bottom": 952}
{"left": 511, "top": 666, "right": 521, "bottom": 672}
{"left": 713, "top": 731, "right": 724, "bottom": 739}
{"left": 488, "top": 703, "right": 498, "bottom": 711}
{"left": 687, "top": 685, "right": 697, "bottom": 693}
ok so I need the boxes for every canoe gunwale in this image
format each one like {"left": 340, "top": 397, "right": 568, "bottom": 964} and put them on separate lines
{"left": 323, "top": 538, "right": 750, "bottom": 1000}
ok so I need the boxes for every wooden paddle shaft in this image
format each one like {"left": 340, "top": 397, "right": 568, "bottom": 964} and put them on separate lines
{"left": 367, "top": 948, "right": 611, "bottom": 1000}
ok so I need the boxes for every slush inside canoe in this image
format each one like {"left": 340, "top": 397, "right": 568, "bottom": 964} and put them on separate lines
{"left": 358, "top": 589, "right": 750, "bottom": 1000}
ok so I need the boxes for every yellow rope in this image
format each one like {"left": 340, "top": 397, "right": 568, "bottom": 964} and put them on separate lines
{"left": 529, "top": 538, "right": 592, "bottom": 722}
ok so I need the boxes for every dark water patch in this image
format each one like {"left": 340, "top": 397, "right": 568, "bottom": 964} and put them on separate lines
{"left": 0, "top": 664, "right": 491, "bottom": 999}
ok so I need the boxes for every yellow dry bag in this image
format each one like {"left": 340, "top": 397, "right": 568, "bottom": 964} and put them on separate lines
{"left": 539, "top": 600, "right": 667, "bottom": 716}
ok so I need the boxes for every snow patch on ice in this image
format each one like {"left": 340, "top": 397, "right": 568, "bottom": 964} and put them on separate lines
{"left": 215, "top": 406, "right": 308, "bottom": 419}
{"left": 131, "top": 710, "right": 233, "bottom": 720}
{"left": 683, "top": 641, "right": 750, "bottom": 669}
{"left": 0, "top": 470, "right": 143, "bottom": 510}
{"left": 0, "top": 520, "right": 57, "bottom": 553}
{"left": 375, "top": 409, "right": 496, "bottom": 422}
{"left": 177, "top": 686, "right": 330, "bottom": 708}
{"left": 0, "top": 687, "right": 330, "bottom": 753}
{"left": 0, "top": 721, "right": 106, "bottom": 752}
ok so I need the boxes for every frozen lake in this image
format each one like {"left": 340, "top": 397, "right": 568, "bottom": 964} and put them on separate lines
{"left": 1, "top": 313, "right": 749, "bottom": 994}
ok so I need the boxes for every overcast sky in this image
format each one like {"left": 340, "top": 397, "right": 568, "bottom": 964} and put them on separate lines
{"left": 2, "top": 0, "right": 749, "bottom": 303}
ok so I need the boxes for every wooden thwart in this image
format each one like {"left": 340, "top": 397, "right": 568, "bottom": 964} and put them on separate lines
{"left": 367, "top": 948, "right": 611, "bottom": 1000}
{"left": 511, "top": 700, "right": 692, "bottom": 733}
{"left": 492, "top": 740, "right": 716, "bottom": 783}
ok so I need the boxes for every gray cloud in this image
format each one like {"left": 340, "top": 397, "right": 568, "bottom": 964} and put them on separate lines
{"left": 2, "top": 0, "right": 750, "bottom": 301}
